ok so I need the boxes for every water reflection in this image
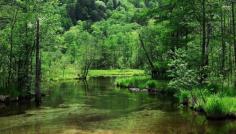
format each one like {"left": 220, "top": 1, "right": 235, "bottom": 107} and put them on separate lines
{"left": 0, "top": 77, "right": 235, "bottom": 134}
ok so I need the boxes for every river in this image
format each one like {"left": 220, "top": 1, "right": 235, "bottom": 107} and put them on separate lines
{"left": 0, "top": 77, "right": 235, "bottom": 134}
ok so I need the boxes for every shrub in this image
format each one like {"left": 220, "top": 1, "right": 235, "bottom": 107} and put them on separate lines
{"left": 167, "top": 48, "right": 199, "bottom": 90}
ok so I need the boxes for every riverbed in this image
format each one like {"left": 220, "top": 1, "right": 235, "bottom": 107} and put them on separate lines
{"left": 0, "top": 77, "right": 235, "bottom": 134}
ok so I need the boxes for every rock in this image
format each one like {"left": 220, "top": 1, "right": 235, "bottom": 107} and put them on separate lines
{"left": 129, "top": 88, "right": 141, "bottom": 92}
{"left": 0, "top": 95, "right": 10, "bottom": 102}
{"left": 142, "top": 89, "right": 148, "bottom": 92}
{"left": 148, "top": 88, "right": 158, "bottom": 94}
{"left": 128, "top": 88, "right": 148, "bottom": 93}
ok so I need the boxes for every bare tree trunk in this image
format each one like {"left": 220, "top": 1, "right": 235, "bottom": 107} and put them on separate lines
{"left": 201, "top": 0, "right": 206, "bottom": 66}
{"left": 200, "top": 0, "right": 208, "bottom": 83}
{"left": 231, "top": 2, "right": 236, "bottom": 87}
{"left": 35, "top": 18, "right": 41, "bottom": 106}
{"left": 232, "top": 2, "right": 236, "bottom": 65}
{"left": 206, "top": 23, "right": 211, "bottom": 66}
{"left": 139, "top": 34, "right": 158, "bottom": 79}
{"left": 221, "top": 5, "right": 226, "bottom": 76}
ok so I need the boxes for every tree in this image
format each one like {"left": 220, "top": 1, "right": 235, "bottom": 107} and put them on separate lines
{"left": 35, "top": 18, "right": 41, "bottom": 105}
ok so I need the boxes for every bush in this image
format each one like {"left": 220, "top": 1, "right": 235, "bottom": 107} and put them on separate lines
{"left": 167, "top": 48, "right": 199, "bottom": 90}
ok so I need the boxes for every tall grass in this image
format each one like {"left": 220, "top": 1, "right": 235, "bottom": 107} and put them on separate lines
{"left": 178, "top": 89, "right": 236, "bottom": 119}
{"left": 204, "top": 96, "right": 226, "bottom": 117}
{"left": 115, "top": 76, "right": 150, "bottom": 88}
{"left": 204, "top": 96, "right": 236, "bottom": 116}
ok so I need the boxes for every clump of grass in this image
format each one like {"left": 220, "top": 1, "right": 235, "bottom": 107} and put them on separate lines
{"left": 204, "top": 96, "right": 226, "bottom": 118}
{"left": 115, "top": 76, "right": 150, "bottom": 88}
{"left": 200, "top": 95, "right": 236, "bottom": 119}
{"left": 178, "top": 90, "right": 191, "bottom": 105}
{"left": 177, "top": 89, "right": 211, "bottom": 110}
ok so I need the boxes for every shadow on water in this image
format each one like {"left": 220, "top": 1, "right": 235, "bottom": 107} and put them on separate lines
{"left": 0, "top": 77, "right": 235, "bottom": 134}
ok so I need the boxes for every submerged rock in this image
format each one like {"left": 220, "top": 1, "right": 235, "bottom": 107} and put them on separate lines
{"left": 129, "top": 88, "right": 140, "bottom": 92}
{"left": 129, "top": 88, "right": 147, "bottom": 92}
{"left": 128, "top": 88, "right": 160, "bottom": 94}
{"left": 129, "top": 88, "right": 148, "bottom": 92}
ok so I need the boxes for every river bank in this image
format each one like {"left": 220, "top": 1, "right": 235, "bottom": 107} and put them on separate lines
{"left": 115, "top": 76, "right": 236, "bottom": 120}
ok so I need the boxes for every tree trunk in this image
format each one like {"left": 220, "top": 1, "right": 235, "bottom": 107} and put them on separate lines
{"left": 232, "top": 2, "right": 236, "bottom": 65}
{"left": 35, "top": 18, "right": 41, "bottom": 106}
{"left": 201, "top": 0, "right": 206, "bottom": 66}
{"left": 221, "top": 5, "right": 226, "bottom": 76}
{"left": 139, "top": 34, "right": 158, "bottom": 79}
{"left": 231, "top": 2, "right": 236, "bottom": 87}
{"left": 200, "top": 0, "right": 208, "bottom": 83}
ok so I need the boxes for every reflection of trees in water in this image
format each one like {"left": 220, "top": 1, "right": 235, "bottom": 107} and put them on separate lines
{"left": 81, "top": 80, "right": 89, "bottom": 96}
{"left": 189, "top": 112, "right": 207, "bottom": 134}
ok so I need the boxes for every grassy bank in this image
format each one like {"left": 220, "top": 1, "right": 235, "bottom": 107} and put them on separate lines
{"left": 115, "top": 76, "right": 236, "bottom": 120}
{"left": 115, "top": 76, "right": 173, "bottom": 94}
{"left": 89, "top": 69, "right": 145, "bottom": 77}
{"left": 178, "top": 89, "right": 236, "bottom": 119}
{"left": 44, "top": 68, "right": 145, "bottom": 81}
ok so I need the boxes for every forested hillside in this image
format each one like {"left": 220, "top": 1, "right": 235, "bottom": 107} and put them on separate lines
{"left": 0, "top": 0, "right": 236, "bottom": 123}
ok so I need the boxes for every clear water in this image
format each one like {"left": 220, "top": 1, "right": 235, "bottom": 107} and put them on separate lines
{"left": 0, "top": 77, "right": 235, "bottom": 134}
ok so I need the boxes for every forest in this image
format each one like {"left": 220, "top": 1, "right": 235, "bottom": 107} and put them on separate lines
{"left": 0, "top": 0, "right": 236, "bottom": 134}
